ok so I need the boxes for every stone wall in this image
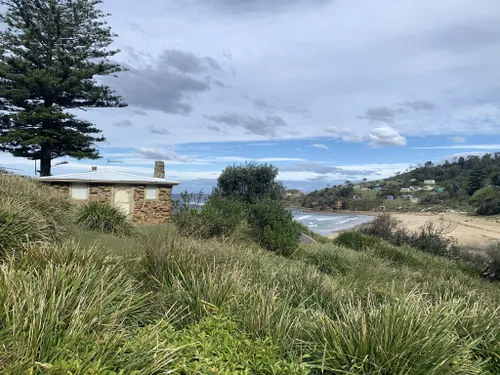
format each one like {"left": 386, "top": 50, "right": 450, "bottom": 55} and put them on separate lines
{"left": 88, "top": 184, "right": 113, "bottom": 204}
{"left": 132, "top": 185, "right": 173, "bottom": 225}
{"left": 42, "top": 181, "right": 174, "bottom": 225}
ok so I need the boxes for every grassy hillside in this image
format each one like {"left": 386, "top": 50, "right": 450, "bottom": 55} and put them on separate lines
{"left": 1, "top": 173, "right": 500, "bottom": 374}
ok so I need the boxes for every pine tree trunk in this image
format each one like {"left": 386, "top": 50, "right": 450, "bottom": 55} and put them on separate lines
{"left": 39, "top": 154, "right": 52, "bottom": 177}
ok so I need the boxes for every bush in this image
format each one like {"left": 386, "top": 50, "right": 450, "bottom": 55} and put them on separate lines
{"left": 333, "top": 230, "right": 383, "bottom": 251}
{"left": 247, "top": 198, "right": 301, "bottom": 256}
{"left": 199, "top": 195, "right": 247, "bottom": 238}
{"left": 359, "top": 214, "right": 457, "bottom": 257}
{"left": 169, "top": 316, "right": 309, "bottom": 374}
{"left": 75, "top": 201, "right": 135, "bottom": 236}
{"left": 484, "top": 243, "right": 500, "bottom": 280}
{"left": 173, "top": 209, "right": 204, "bottom": 237}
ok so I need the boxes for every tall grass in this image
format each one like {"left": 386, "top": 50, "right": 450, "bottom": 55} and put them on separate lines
{"left": 308, "top": 292, "right": 483, "bottom": 374}
{"left": 0, "top": 175, "right": 72, "bottom": 255}
{"left": 2, "top": 174, "right": 500, "bottom": 373}
{"left": 75, "top": 200, "right": 136, "bottom": 236}
{"left": 0, "top": 242, "right": 179, "bottom": 374}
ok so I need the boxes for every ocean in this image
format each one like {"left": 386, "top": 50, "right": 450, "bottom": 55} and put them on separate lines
{"left": 292, "top": 210, "right": 376, "bottom": 236}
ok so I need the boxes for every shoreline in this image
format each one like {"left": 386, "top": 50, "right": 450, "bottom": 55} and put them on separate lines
{"left": 292, "top": 207, "right": 500, "bottom": 246}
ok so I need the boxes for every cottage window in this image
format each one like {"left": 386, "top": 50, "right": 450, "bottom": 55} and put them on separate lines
{"left": 71, "top": 183, "right": 88, "bottom": 200}
{"left": 145, "top": 186, "right": 157, "bottom": 200}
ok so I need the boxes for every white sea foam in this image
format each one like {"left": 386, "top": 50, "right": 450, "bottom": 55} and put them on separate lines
{"left": 295, "top": 215, "right": 312, "bottom": 221}
{"left": 293, "top": 211, "right": 375, "bottom": 235}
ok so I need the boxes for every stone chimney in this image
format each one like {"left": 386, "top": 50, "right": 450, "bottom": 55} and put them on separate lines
{"left": 91, "top": 166, "right": 97, "bottom": 171}
{"left": 154, "top": 161, "right": 165, "bottom": 179}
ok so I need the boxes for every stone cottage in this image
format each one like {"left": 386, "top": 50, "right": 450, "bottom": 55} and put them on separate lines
{"left": 38, "top": 161, "right": 179, "bottom": 225}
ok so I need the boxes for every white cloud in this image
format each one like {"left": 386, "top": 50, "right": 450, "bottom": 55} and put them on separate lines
{"left": 311, "top": 143, "right": 329, "bottom": 150}
{"left": 413, "top": 144, "right": 500, "bottom": 150}
{"left": 52, "top": 0, "right": 500, "bottom": 151}
{"left": 368, "top": 126, "right": 407, "bottom": 147}
{"left": 450, "top": 136, "right": 466, "bottom": 144}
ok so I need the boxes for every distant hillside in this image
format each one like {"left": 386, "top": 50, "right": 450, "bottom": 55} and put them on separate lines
{"left": 288, "top": 153, "right": 500, "bottom": 215}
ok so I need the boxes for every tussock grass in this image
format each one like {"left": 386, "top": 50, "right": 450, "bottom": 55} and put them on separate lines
{"left": 75, "top": 200, "right": 136, "bottom": 236}
{"left": 2, "top": 174, "right": 500, "bottom": 373}
{"left": 0, "top": 175, "right": 72, "bottom": 255}
{"left": 0, "top": 242, "right": 179, "bottom": 374}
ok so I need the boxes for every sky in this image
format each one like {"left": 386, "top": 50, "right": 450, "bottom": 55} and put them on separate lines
{"left": 1, "top": 0, "right": 500, "bottom": 192}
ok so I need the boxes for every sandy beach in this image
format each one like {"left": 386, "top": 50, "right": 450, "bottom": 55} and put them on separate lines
{"left": 328, "top": 212, "right": 500, "bottom": 246}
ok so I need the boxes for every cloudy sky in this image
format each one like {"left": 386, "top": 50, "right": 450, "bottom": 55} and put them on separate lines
{"left": 2, "top": 0, "right": 500, "bottom": 192}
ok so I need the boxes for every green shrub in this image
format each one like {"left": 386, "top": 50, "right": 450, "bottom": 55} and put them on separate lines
{"left": 248, "top": 198, "right": 301, "bottom": 256}
{"left": 75, "top": 201, "right": 135, "bottom": 236}
{"left": 199, "top": 195, "right": 247, "bottom": 238}
{"left": 173, "top": 208, "right": 204, "bottom": 237}
{"left": 333, "top": 230, "right": 382, "bottom": 251}
{"left": 484, "top": 243, "right": 500, "bottom": 280}
{"left": 360, "top": 214, "right": 457, "bottom": 257}
{"left": 406, "top": 221, "right": 458, "bottom": 257}
{"left": 169, "top": 316, "right": 309, "bottom": 374}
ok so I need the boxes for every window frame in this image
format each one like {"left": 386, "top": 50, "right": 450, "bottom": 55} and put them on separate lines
{"left": 71, "top": 182, "right": 88, "bottom": 200}
{"left": 145, "top": 185, "right": 158, "bottom": 200}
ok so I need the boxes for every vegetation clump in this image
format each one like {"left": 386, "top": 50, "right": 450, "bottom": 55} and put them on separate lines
{"left": 173, "top": 163, "right": 301, "bottom": 254}
{"left": 359, "top": 214, "right": 457, "bottom": 257}
{"left": 1, "top": 172, "right": 500, "bottom": 373}
{"left": 75, "top": 201, "right": 136, "bottom": 237}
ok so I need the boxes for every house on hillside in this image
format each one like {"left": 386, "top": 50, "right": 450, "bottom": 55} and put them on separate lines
{"left": 38, "top": 161, "right": 179, "bottom": 225}
{"left": 372, "top": 187, "right": 382, "bottom": 191}
{"left": 400, "top": 187, "right": 412, "bottom": 193}
{"left": 386, "top": 195, "right": 395, "bottom": 200}
{"left": 435, "top": 187, "right": 446, "bottom": 193}
{"left": 424, "top": 179, "right": 436, "bottom": 185}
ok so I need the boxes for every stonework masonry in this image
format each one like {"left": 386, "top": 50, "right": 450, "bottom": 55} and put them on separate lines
{"left": 88, "top": 184, "right": 113, "bottom": 204}
{"left": 43, "top": 182, "right": 174, "bottom": 225}
{"left": 132, "top": 185, "right": 173, "bottom": 225}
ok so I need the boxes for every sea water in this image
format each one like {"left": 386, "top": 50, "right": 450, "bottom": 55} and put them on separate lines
{"left": 292, "top": 210, "right": 376, "bottom": 236}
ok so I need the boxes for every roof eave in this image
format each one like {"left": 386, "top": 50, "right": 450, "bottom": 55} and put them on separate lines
{"left": 38, "top": 179, "right": 180, "bottom": 186}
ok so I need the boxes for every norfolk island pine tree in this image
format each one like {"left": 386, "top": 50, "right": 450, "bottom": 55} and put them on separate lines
{"left": 0, "top": 0, "right": 126, "bottom": 176}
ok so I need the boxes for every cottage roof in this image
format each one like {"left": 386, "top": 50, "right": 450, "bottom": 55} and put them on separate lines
{"left": 37, "top": 170, "right": 180, "bottom": 186}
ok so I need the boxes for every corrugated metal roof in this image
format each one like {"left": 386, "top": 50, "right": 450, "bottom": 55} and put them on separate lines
{"left": 37, "top": 170, "right": 179, "bottom": 186}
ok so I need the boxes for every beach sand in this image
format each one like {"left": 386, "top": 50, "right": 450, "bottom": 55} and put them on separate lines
{"left": 328, "top": 212, "right": 500, "bottom": 246}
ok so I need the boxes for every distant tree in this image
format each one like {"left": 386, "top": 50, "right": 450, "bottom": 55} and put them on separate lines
{"left": 424, "top": 161, "right": 434, "bottom": 168}
{"left": 467, "top": 169, "right": 486, "bottom": 195}
{"left": 0, "top": 0, "right": 126, "bottom": 176}
{"left": 215, "top": 162, "right": 284, "bottom": 203}
{"left": 491, "top": 172, "right": 500, "bottom": 187}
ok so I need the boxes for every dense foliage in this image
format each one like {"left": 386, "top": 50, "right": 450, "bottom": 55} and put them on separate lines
{"left": 75, "top": 201, "right": 136, "bottom": 236}
{"left": 174, "top": 163, "right": 300, "bottom": 254}
{"left": 2, "top": 172, "right": 500, "bottom": 373}
{"left": 215, "top": 162, "right": 285, "bottom": 203}
{"left": 247, "top": 197, "right": 301, "bottom": 255}
{"left": 0, "top": 0, "right": 125, "bottom": 176}
{"left": 358, "top": 214, "right": 458, "bottom": 257}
